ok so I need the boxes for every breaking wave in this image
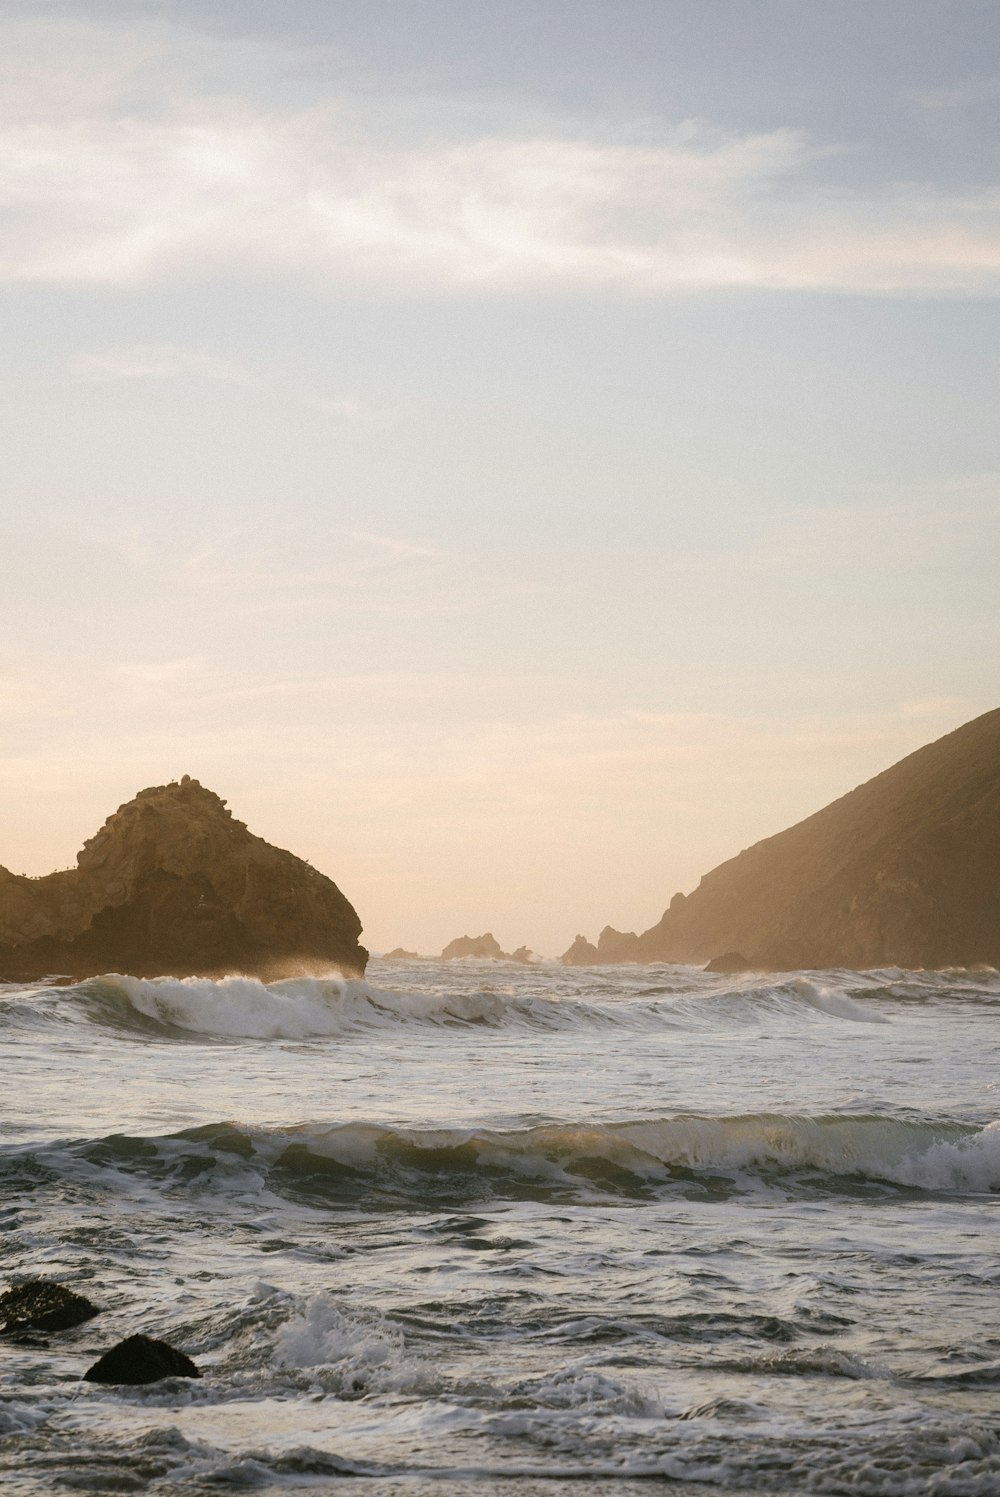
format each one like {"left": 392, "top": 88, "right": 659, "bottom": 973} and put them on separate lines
{"left": 3, "top": 1112, "right": 997, "bottom": 1206}
{"left": 0, "top": 970, "right": 900, "bottom": 1040}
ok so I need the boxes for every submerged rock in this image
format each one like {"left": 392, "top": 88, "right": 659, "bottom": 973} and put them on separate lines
{"left": 0, "top": 777, "right": 367, "bottom": 981}
{"left": 83, "top": 1334, "right": 201, "bottom": 1385}
{"left": 0, "top": 1280, "right": 99, "bottom": 1334}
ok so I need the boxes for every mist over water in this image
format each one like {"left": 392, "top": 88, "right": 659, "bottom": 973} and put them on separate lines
{"left": 2, "top": 957, "right": 999, "bottom": 1494}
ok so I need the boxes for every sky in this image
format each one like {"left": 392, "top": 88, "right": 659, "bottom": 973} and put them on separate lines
{"left": 1, "top": 0, "right": 998, "bottom": 956}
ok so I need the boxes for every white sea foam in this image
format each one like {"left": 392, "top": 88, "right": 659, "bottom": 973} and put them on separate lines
{"left": 74, "top": 969, "right": 892, "bottom": 1041}
{"left": 274, "top": 1294, "right": 426, "bottom": 1396}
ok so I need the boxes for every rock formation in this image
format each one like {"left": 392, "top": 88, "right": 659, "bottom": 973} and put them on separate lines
{"left": 84, "top": 1334, "right": 200, "bottom": 1385}
{"left": 383, "top": 947, "right": 420, "bottom": 960}
{"left": 559, "top": 927, "right": 638, "bottom": 966}
{"left": 441, "top": 933, "right": 506, "bottom": 960}
{"left": 0, "top": 1281, "right": 99, "bottom": 1335}
{"left": 637, "top": 708, "right": 1000, "bottom": 970}
{"left": 704, "top": 951, "right": 752, "bottom": 974}
{"left": 596, "top": 926, "right": 640, "bottom": 963}
{"left": 561, "top": 934, "right": 600, "bottom": 965}
{"left": 0, "top": 777, "right": 367, "bottom": 980}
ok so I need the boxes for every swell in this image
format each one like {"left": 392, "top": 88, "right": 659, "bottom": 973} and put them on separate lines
{"left": 0, "top": 967, "right": 971, "bottom": 1041}
{"left": 3, "top": 1112, "right": 997, "bottom": 1207}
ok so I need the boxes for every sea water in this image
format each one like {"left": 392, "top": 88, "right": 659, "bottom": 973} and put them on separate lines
{"left": 1, "top": 957, "right": 998, "bottom": 1495}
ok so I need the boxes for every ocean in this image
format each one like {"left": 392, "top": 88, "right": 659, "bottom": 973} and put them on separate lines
{"left": 1, "top": 956, "right": 998, "bottom": 1495}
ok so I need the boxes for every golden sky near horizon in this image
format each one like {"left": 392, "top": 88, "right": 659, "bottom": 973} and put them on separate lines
{"left": 2, "top": 2, "right": 998, "bottom": 954}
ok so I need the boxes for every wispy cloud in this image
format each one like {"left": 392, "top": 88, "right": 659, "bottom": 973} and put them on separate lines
{"left": 2, "top": 16, "right": 998, "bottom": 296}
{"left": 70, "top": 345, "right": 254, "bottom": 385}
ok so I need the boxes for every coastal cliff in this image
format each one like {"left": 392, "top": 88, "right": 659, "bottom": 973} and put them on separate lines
{"left": 635, "top": 708, "right": 1000, "bottom": 970}
{"left": 0, "top": 777, "right": 367, "bottom": 980}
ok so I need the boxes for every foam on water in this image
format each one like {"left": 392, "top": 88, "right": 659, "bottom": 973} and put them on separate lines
{"left": 0, "top": 967, "right": 895, "bottom": 1041}
{"left": 5, "top": 1111, "right": 997, "bottom": 1205}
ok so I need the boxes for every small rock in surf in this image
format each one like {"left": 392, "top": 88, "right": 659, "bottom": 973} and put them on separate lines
{"left": 83, "top": 1334, "right": 201, "bottom": 1385}
{"left": 0, "top": 1280, "right": 100, "bottom": 1334}
{"left": 704, "top": 951, "right": 752, "bottom": 973}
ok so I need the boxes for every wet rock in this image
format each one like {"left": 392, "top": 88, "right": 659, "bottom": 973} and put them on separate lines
{"left": 704, "top": 951, "right": 752, "bottom": 974}
{"left": 83, "top": 1334, "right": 201, "bottom": 1385}
{"left": 0, "top": 1280, "right": 100, "bottom": 1334}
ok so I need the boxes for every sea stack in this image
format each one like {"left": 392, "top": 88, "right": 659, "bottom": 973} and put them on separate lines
{"left": 0, "top": 778, "right": 367, "bottom": 980}
{"left": 637, "top": 708, "right": 1000, "bottom": 971}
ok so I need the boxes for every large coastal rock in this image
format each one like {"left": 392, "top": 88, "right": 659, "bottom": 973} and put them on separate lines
{"left": 441, "top": 933, "right": 506, "bottom": 960}
{"left": 637, "top": 708, "right": 1000, "bottom": 970}
{"left": 0, "top": 778, "right": 367, "bottom": 980}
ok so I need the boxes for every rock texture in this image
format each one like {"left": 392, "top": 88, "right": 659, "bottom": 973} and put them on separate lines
{"left": 637, "top": 709, "right": 1000, "bottom": 970}
{"left": 0, "top": 1281, "right": 99, "bottom": 1335}
{"left": 0, "top": 777, "right": 367, "bottom": 980}
{"left": 83, "top": 1334, "right": 200, "bottom": 1385}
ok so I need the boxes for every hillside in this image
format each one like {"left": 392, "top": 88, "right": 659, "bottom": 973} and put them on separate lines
{"left": 636, "top": 709, "right": 1000, "bottom": 970}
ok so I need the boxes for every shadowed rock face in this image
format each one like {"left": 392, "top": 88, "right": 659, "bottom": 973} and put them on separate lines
{"left": 0, "top": 778, "right": 367, "bottom": 980}
{"left": 638, "top": 708, "right": 1000, "bottom": 971}
{"left": 83, "top": 1334, "right": 200, "bottom": 1385}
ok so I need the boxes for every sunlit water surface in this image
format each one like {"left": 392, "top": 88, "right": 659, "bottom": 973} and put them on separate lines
{"left": 2, "top": 958, "right": 999, "bottom": 1495}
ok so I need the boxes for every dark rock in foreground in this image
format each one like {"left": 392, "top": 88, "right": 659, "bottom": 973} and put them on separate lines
{"left": 637, "top": 708, "right": 1000, "bottom": 970}
{"left": 704, "top": 951, "right": 752, "bottom": 974}
{"left": 0, "top": 1280, "right": 99, "bottom": 1334}
{"left": 83, "top": 1334, "right": 201, "bottom": 1385}
{"left": 0, "top": 777, "right": 367, "bottom": 981}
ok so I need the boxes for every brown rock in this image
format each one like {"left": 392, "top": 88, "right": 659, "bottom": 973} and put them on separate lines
{"left": 704, "top": 951, "right": 752, "bottom": 974}
{"left": 560, "top": 934, "right": 600, "bottom": 966}
{"left": 0, "top": 778, "right": 367, "bottom": 980}
{"left": 637, "top": 708, "right": 1000, "bottom": 971}
{"left": 441, "top": 933, "right": 506, "bottom": 960}
{"left": 596, "top": 926, "right": 640, "bottom": 963}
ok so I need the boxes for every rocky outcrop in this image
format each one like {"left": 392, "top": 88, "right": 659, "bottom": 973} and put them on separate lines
{"left": 0, "top": 777, "right": 367, "bottom": 980}
{"left": 704, "top": 951, "right": 752, "bottom": 974}
{"left": 597, "top": 926, "right": 640, "bottom": 963}
{"left": 638, "top": 708, "right": 1000, "bottom": 970}
{"left": 441, "top": 933, "right": 505, "bottom": 960}
{"left": 83, "top": 1334, "right": 200, "bottom": 1385}
{"left": 384, "top": 947, "right": 420, "bottom": 960}
{"left": 560, "top": 928, "right": 638, "bottom": 966}
{"left": 561, "top": 934, "right": 600, "bottom": 966}
{"left": 0, "top": 1281, "right": 99, "bottom": 1335}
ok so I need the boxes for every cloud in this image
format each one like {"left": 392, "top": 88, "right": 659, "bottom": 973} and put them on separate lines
{"left": 1, "top": 16, "right": 998, "bottom": 296}
{"left": 69, "top": 345, "right": 254, "bottom": 384}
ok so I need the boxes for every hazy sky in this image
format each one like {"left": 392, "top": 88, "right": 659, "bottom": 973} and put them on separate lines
{"left": 2, "top": 1, "right": 998, "bottom": 955}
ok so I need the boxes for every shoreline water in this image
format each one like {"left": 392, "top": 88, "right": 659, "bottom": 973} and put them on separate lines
{"left": 2, "top": 958, "right": 998, "bottom": 1494}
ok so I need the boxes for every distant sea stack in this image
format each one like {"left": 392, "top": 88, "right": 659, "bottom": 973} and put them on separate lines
{"left": 637, "top": 709, "right": 1000, "bottom": 971}
{"left": 0, "top": 778, "right": 367, "bottom": 981}
{"left": 441, "top": 934, "right": 535, "bottom": 963}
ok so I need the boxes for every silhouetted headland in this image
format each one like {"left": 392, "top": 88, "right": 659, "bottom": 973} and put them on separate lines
{"left": 568, "top": 707, "right": 1000, "bottom": 971}
{"left": 0, "top": 777, "right": 367, "bottom": 980}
